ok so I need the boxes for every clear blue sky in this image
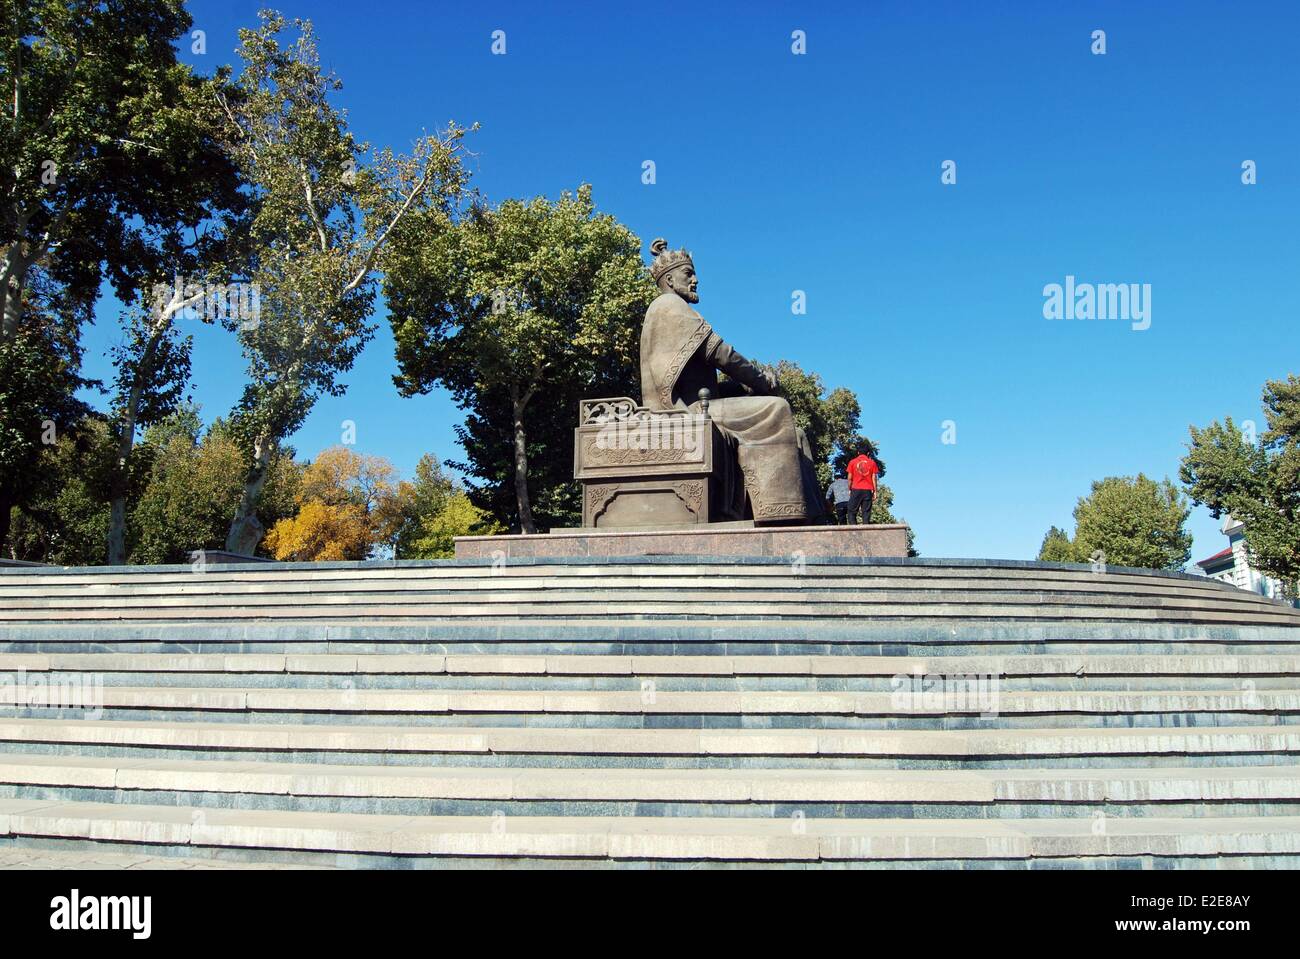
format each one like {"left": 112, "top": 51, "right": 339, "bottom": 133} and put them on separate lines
{"left": 79, "top": 0, "right": 1299, "bottom": 564}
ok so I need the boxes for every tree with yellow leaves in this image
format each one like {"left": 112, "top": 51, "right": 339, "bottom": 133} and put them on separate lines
{"left": 264, "top": 501, "right": 373, "bottom": 561}
{"left": 264, "top": 446, "right": 501, "bottom": 561}
{"left": 264, "top": 446, "right": 398, "bottom": 561}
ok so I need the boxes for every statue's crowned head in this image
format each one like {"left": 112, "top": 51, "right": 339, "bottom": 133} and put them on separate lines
{"left": 649, "top": 238, "right": 698, "bottom": 303}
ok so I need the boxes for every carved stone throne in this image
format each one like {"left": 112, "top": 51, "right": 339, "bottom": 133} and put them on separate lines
{"left": 573, "top": 393, "right": 746, "bottom": 529}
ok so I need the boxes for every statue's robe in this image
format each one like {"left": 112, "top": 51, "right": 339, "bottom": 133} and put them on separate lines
{"left": 640, "top": 292, "right": 824, "bottom": 523}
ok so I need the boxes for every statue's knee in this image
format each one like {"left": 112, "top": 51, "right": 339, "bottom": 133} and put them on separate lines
{"left": 766, "top": 396, "right": 795, "bottom": 425}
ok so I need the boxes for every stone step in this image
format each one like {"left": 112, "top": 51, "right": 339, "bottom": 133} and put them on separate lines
{"left": 4, "top": 619, "right": 1295, "bottom": 659}
{"left": 4, "top": 675, "right": 1291, "bottom": 694}
{"left": 5, "top": 651, "right": 1299, "bottom": 677}
{"left": 3, "top": 603, "right": 1295, "bottom": 626}
{"left": 2, "top": 686, "right": 1296, "bottom": 732}
{"left": 3, "top": 798, "right": 1298, "bottom": 866}
{"left": 1, "top": 684, "right": 1295, "bottom": 713}
{"left": 0, "top": 558, "right": 1255, "bottom": 588}
{"left": 0, "top": 843, "right": 323, "bottom": 869}
{"left": 2, "top": 717, "right": 1297, "bottom": 764}
{"left": 6, "top": 752, "right": 1300, "bottom": 806}
{"left": 9, "top": 640, "right": 1300, "bottom": 660}
{"left": 3, "top": 655, "right": 1298, "bottom": 694}
{"left": 0, "top": 581, "right": 1272, "bottom": 613}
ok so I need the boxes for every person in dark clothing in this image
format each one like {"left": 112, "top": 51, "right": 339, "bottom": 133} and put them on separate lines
{"left": 826, "top": 476, "right": 850, "bottom": 525}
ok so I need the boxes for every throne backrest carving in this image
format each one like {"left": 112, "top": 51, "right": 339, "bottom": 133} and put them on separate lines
{"left": 578, "top": 396, "right": 701, "bottom": 427}
{"left": 574, "top": 397, "right": 713, "bottom": 476}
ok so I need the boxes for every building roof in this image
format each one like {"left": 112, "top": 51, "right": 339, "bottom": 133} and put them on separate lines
{"left": 1196, "top": 546, "right": 1233, "bottom": 569}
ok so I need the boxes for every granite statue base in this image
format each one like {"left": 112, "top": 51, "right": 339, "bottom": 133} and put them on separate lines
{"left": 189, "top": 549, "right": 274, "bottom": 566}
{"left": 453, "top": 524, "right": 911, "bottom": 560}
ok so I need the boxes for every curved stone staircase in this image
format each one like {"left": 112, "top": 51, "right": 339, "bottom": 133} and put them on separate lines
{"left": 1, "top": 557, "right": 1298, "bottom": 868}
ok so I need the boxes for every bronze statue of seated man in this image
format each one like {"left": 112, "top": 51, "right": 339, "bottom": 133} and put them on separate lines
{"left": 640, "top": 238, "right": 824, "bottom": 524}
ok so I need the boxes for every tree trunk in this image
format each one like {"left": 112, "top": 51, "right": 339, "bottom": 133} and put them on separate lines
{"left": 105, "top": 327, "right": 164, "bottom": 565}
{"left": 106, "top": 401, "right": 140, "bottom": 565}
{"left": 0, "top": 490, "right": 13, "bottom": 558}
{"left": 2, "top": 268, "right": 25, "bottom": 343}
{"left": 106, "top": 496, "right": 128, "bottom": 564}
{"left": 226, "top": 434, "right": 272, "bottom": 555}
{"left": 511, "top": 387, "right": 536, "bottom": 535}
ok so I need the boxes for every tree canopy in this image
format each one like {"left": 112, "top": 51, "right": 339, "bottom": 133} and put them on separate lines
{"left": 1, "top": 0, "right": 242, "bottom": 551}
{"left": 385, "top": 184, "right": 654, "bottom": 532}
{"left": 2, "top": 0, "right": 242, "bottom": 338}
{"left": 263, "top": 446, "right": 498, "bottom": 561}
{"left": 216, "top": 12, "right": 472, "bottom": 553}
{"left": 1036, "top": 474, "right": 1192, "bottom": 571}
{"left": 1181, "top": 374, "right": 1300, "bottom": 596}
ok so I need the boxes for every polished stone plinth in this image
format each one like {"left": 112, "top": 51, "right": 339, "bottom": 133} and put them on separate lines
{"left": 453, "top": 523, "right": 911, "bottom": 560}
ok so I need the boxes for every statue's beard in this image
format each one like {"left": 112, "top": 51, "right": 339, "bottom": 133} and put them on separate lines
{"left": 681, "top": 288, "right": 699, "bottom": 303}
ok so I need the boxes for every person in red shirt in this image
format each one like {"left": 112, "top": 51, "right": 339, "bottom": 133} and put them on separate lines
{"left": 845, "top": 444, "right": 880, "bottom": 525}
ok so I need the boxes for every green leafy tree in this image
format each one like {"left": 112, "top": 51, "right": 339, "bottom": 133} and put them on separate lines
{"left": 103, "top": 218, "right": 247, "bottom": 564}
{"left": 216, "top": 12, "right": 472, "bottom": 553}
{"left": 6, "top": 416, "right": 115, "bottom": 565}
{"left": 407, "top": 492, "right": 502, "bottom": 559}
{"left": 391, "top": 453, "right": 456, "bottom": 558}
{"left": 3, "top": 1, "right": 241, "bottom": 558}
{"left": 385, "top": 184, "right": 654, "bottom": 533}
{"left": 1, "top": 0, "right": 241, "bottom": 337}
{"left": 445, "top": 379, "right": 589, "bottom": 531}
{"left": 1037, "top": 525, "right": 1078, "bottom": 563}
{"left": 0, "top": 286, "right": 90, "bottom": 550}
{"left": 1180, "top": 374, "right": 1300, "bottom": 597}
{"left": 104, "top": 301, "right": 195, "bottom": 563}
{"left": 1039, "top": 474, "right": 1192, "bottom": 571}
{"left": 140, "top": 400, "right": 203, "bottom": 449}
{"left": 391, "top": 453, "right": 504, "bottom": 559}
{"left": 131, "top": 415, "right": 300, "bottom": 564}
